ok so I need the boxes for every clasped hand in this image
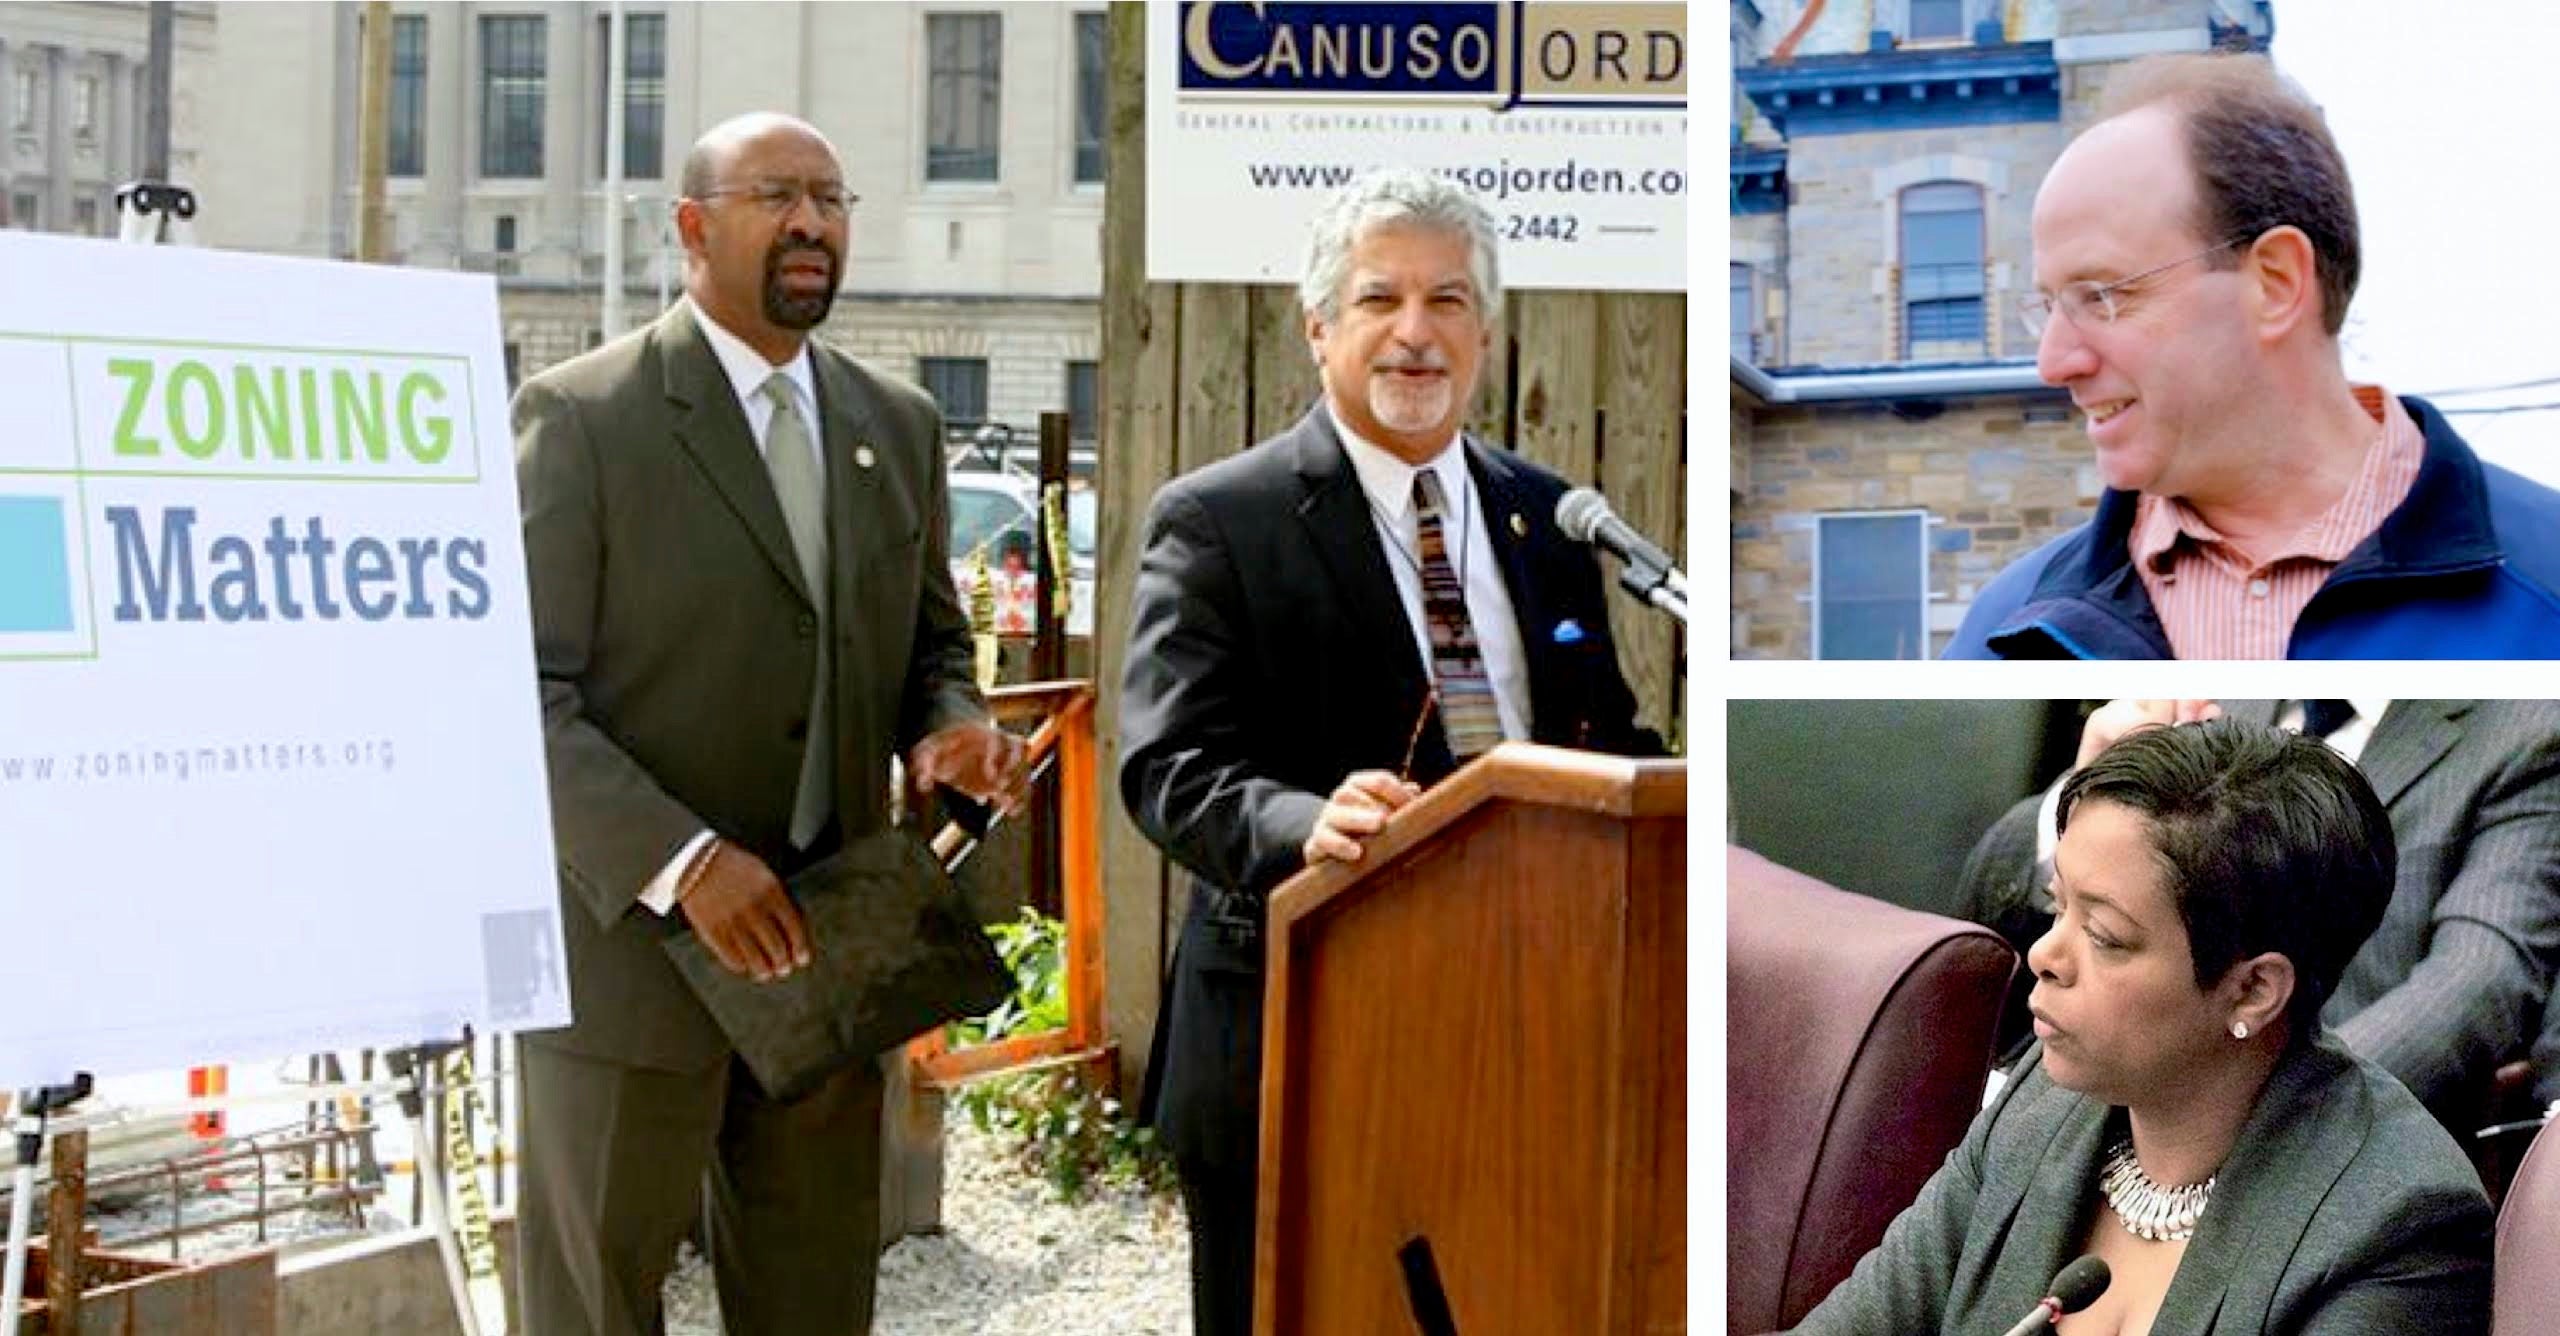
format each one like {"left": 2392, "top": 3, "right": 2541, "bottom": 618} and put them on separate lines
{"left": 683, "top": 721, "right": 1026, "bottom": 982}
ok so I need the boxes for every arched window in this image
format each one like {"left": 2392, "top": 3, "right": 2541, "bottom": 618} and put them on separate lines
{"left": 1901, "top": 182, "right": 1985, "bottom": 359}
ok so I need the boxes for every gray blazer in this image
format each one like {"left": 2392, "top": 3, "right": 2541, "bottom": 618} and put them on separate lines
{"left": 514, "top": 301, "right": 982, "bottom": 1071}
{"left": 1961, "top": 700, "right": 2560, "bottom": 1111}
{"left": 1787, "top": 1036, "right": 2492, "bottom": 1335}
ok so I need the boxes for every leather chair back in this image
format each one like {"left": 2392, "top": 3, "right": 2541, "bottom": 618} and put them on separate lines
{"left": 1728, "top": 846, "right": 2015, "bottom": 1334}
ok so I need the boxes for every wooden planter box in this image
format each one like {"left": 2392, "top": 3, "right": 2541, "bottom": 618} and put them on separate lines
{"left": 12, "top": 1241, "right": 276, "bottom": 1336}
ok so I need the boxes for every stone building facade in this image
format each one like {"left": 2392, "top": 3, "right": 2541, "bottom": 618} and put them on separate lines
{"left": 0, "top": 2, "right": 216, "bottom": 236}
{"left": 1728, "top": 0, "right": 2273, "bottom": 658}
{"left": 195, "top": 1, "right": 1105, "bottom": 438}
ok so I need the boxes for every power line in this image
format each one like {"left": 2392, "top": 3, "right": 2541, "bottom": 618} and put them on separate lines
{"left": 2426, "top": 396, "right": 2560, "bottom": 412}
{"left": 2410, "top": 373, "right": 2560, "bottom": 399}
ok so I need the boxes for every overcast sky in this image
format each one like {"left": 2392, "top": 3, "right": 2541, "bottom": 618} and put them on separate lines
{"left": 2275, "top": 3, "right": 2560, "bottom": 488}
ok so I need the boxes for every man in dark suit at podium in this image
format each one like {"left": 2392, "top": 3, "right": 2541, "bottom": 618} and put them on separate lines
{"left": 1118, "top": 168, "right": 1662, "bottom": 1335}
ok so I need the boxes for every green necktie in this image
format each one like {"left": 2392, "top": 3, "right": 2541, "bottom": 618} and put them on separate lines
{"left": 762, "top": 375, "right": 833, "bottom": 847}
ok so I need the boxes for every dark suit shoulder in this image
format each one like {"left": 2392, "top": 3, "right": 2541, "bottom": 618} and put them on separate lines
{"left": 1468, "top": 436, "right": 1572, "bottom": 495}
{"left": 1166, "top": 431, "right": 1312, "bottom": 505}
{"left": 518, "top": 320, "right": 661, "bottom": 405}
{"left": 830, "top": 346, "right": 939, "bottom": 420}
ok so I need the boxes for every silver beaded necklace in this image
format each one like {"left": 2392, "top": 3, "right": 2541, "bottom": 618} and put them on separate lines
{"left": 2098, "top": 1138, "right": 2214, "bottom": 1242}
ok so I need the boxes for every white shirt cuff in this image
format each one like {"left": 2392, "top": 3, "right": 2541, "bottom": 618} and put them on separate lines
{"left": 639, "top": 830, "right": 718, "bottom": 916}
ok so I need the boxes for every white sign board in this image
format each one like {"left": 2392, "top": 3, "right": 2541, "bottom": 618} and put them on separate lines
{"left": 1146, "top": 1, "right": 1690, "bottom": 292}
{"left": 0, "top": 232, "right": 566, "bottom": 1087}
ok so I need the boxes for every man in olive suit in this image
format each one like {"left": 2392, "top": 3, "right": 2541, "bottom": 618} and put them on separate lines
{"left": 513, "top": 113, "right": 1018, "bottom": 1334}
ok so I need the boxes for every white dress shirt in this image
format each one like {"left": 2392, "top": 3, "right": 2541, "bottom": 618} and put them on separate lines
{"left": 638, "top": 305, "right": 827, "bottom": 914}
{"left": 1327, "top": 403, "right": 1532, "bottom": 744}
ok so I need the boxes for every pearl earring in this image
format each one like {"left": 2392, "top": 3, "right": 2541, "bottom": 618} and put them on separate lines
{"left": 2230, "top": 1021, "right": 2250, "bottom": 1040}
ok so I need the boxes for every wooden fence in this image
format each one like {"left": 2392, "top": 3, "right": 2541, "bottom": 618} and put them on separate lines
{"left": 1092, "top": 3, "right": 1688, "bottom": 1095}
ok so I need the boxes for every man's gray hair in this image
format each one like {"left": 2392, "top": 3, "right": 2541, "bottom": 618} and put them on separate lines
{"left": 1298, "top": 167, "right": 1503, "bottom": 325}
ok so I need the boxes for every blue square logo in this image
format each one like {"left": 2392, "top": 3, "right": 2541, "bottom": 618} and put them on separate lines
{"left": 0, "top": 495, "right": 76, "bottom": 633}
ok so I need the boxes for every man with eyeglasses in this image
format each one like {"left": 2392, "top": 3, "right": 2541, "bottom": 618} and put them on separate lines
{"left": 513, "top": 112, "right": 1019, "bottom": 1333}
{"left": 1944, "top": 53, "right": 2560, "bottom": 659}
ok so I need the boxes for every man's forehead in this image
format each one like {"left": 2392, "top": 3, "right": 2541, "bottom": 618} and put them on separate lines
{"left": 1344, "top": 227, "right": 1476, "bottom": 283}
{"left": 2032, "top": 107, "right": 2201, "bottom": 277}
{"left": 714, "top": 124, "right": 842, "bottom": 178}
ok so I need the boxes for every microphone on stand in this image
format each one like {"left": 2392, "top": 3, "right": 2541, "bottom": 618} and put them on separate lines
{"left": 1554, "top": 487, "right": 1686, "bottom": 623}
{"left": 1999, "top": 1255, "right": 2111, "bottom": 1336}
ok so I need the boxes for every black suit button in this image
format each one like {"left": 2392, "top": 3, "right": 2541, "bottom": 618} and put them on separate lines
{"left": 787, "top": 718, "right": 808, "bottom": 742}
{"left": 796, "top": 613, "right": 817, "bottom": 637}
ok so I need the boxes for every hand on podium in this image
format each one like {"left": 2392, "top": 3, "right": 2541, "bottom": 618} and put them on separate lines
{"left": 1301, "top": 769, "right": 1422, "bottom": 867}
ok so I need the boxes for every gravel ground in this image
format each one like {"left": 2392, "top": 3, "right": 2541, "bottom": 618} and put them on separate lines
{"left": 47, "top": 1102, "right": 1187, "bottom": 1333}
{"left": 666, "top": 1111, "right": 1190, "bottom": 1335}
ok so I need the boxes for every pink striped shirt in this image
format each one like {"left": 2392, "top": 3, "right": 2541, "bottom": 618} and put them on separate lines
{"left": 2131, "top": 385, "right": 2425, "bottom": 659}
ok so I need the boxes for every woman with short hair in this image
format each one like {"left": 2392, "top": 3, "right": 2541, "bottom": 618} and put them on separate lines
{"left": 1791, "top": 720, "right": 2492, "bottom": 1335}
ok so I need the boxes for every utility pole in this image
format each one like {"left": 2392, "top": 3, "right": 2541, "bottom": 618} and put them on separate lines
{"left": 601, "top": 0, "right": 628, "bottom": 337}
{"left": 357, "top": 1, "right": 392, "bottom": 261}
{"left": 143, "top": 2, "right": 172, "bottom": 179}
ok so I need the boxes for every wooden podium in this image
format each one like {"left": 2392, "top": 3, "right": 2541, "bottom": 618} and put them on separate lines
{"left": 1253, "top": 743, "right": 1687, "bottom": 1335}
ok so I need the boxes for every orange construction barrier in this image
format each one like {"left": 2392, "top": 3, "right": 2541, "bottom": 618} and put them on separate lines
{"left": 187, "top": 1064, "right": 227, "bottom": 1138}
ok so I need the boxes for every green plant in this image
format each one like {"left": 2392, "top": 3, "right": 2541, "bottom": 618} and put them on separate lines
{"left": 948, "top": 911, "right": 1176, "bottom": 1203}
{"left": 949, "top": 910, "right": 1068, "bottom": 1046}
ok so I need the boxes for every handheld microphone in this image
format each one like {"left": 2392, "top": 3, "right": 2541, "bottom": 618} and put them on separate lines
{"left": 1999, "top": 1255, "right": 2110, "bottom": 1336}
{"left": 1554, "top": 487, "right": 1687, "bottom": 622}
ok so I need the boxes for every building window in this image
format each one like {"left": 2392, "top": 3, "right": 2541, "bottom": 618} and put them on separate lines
{"left": 13, "top": 67, "right": 38, "bottom": 131}
{"left": 1908, "top": 0, "right": 1967, "bottom": 41}
{"left": 1066, "top": 360, "right": 1098, "bottom": 442}
{"left": 1901, "top": 181, "right": 1985, "bottom": 359}
{"left": 1814, "top": 511, "right": 1930, "bottom": 659}
{"left": 1730, "top": 263, "right": 1754, "bottom": 362}
{"left": 926, "top": 14, "right": 1003, "bottom": 182}
{"left": 72, "top": 75, "right": 97, "bottom": 138}
{"left": 73, "top": 196, "right": 98, "bottom": 235}
{"left": 390, "top": 14, "right": 427, "bottom": 177}
{"left": 479, "top": 15, "right": 547, "bottom": 178}
{"left": 9, "top": 192, "right": 40, "bottom": 231}
{"left": 920, "top": 356, "right": 990, "bottom": 426}
{"left": 494, "top": 214, "right": 517, "bottom": 252}
{"left": 594, "top": 13, "right": 666, "bottom": 179}
{"left": 1073, "top": 11, "right": 1106, "bottom": 185}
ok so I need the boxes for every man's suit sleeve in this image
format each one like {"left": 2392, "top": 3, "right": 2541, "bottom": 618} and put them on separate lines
{"left": 515, "top": 378, "right": 706, "bottom": 927}
{"left": 1118, "top": 485, "right": 1325, "bottom": 898}
{"left": 893, "top": 398, "right": 985, "bottom": 751}
{"left": 2335, "top": 727, "right": 2560, "bottom": 1105}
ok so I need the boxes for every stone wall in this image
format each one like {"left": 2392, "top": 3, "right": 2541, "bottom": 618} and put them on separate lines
{"left": 1782, "top": 122, "right": 2063, "bottom": 368}
{"left": 1731, "top": 394, "right": 2094, "bottom": 658}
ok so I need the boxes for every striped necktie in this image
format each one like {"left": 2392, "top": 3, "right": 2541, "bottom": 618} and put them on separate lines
{"left": 762, "top": 375, "right": 833, "bottom": 847}
{"left": 1413, "top": 470, "right": 1503, "bottom": 761}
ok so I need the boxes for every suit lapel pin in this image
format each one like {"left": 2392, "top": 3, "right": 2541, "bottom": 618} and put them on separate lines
{"left": 1509, "top": 512, "right": 1527, "bottom": 539}
{"left": 854, "top": 443, "right": 877, "bottom": 470}
{"left": 1552, "top": 619, "right": 1586, "bottom": 645}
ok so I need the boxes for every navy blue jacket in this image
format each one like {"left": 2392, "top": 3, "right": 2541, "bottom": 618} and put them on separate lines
{"left": 1944, "top": 396, "right": 2560, "bottom": 658}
